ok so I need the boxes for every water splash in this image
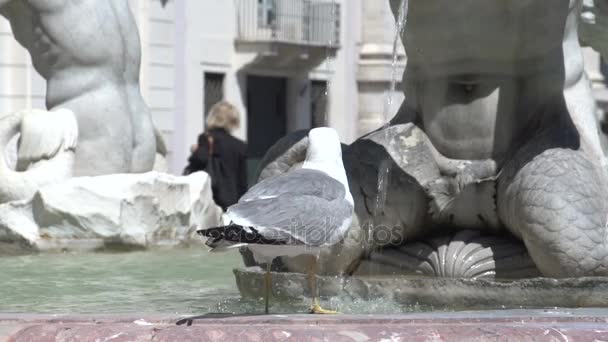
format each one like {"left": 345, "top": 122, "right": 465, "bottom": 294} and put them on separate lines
{"left": 371, "top": 0, "right": 409, "bottom": 248}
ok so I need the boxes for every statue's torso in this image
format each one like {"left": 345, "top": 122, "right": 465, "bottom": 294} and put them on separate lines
{"left": 3, "top": 0, "right": 141, "bottom": 105}
{"left": 404, "top": 0, "right": 588, "bottom": 162}
{"left": 1, "top": 0, "right": 154, "bottom": 175}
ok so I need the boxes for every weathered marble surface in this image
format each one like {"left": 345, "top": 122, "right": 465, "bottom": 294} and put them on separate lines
{"left": 0, "top": 171, "right": 221, "bottom": 254}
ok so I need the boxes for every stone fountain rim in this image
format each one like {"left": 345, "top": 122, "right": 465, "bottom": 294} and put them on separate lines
{"left": 1, "top": 309, "right": 608, "bottom": 324}
{"left": 235, "top": 266, "right": 608, "bottom": 285}
{"left": 2, "top": 310, "right": 608, "bottom": 341}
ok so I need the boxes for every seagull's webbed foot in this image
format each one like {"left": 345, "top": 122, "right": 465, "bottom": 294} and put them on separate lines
{"left": 309, "top": 302, "right": 339, "bottom": 314}
{"left": 306, "top": 255, "right": 339, "bottom": 314}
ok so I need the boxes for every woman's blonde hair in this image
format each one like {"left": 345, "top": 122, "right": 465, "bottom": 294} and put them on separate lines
{"left": 206, "top": 101, "right": 240, "bottom": 132}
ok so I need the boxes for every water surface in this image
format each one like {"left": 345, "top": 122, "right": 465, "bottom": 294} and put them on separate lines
{"left": 0, "top": 248, "right": 406, "bottom": 315}
{"left": 0, "top": 249, "right": 243, "bottom": 314}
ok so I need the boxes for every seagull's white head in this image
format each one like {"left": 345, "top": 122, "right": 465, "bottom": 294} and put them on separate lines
{"left": 305, "top": 127, "right": 342, "bottom": 163}
{"left": 303, "top": 127, "right": 353, "bottom": 204}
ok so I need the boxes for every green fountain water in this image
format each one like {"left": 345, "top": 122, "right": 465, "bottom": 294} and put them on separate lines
{"left": 4, "top": 248, "right": 608, "bottom": 315}
{"left": 0, "top": 249, "right": 243, "bottom": 314}
{"left": 0, "top": 249, "right": 408, "bottom": 315}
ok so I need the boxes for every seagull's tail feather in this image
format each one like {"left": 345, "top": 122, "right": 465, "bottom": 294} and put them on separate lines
{"left": 207, "top": 240, "right": 248, "bottom": 252}
{"left": 198, "top": 225, "right": 245, "bottom": 251}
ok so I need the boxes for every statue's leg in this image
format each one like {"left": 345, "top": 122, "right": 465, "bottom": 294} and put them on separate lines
{"left": 498, "top": 127, "right": 608, "bottom": 277}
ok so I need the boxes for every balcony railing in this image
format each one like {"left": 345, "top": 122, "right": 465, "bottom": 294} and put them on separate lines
{"left": 235, "top": 0, "right": 341, "bottom": 47}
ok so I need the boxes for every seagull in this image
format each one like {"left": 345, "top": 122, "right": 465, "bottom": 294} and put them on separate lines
{"left": 198, "top": 127, "right": 354, "bottom": 314}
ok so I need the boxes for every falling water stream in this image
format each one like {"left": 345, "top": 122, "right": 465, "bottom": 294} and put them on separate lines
{"left": 371, "top": 0, "right": 409, "bottom": 248}
{"left": 322, "top": 0, "right": 338, "bottom": 126}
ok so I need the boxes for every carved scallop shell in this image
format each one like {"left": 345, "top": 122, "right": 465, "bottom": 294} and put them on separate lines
{"left": 362, "top": 230, "right": 540, "bottom": 279}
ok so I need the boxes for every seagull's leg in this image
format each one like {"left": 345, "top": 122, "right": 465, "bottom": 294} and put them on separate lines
{"left": 264, "top": 262, "right": 272, "bottom": 314}
{"left": 307, "top": 255, "right": 339, "bottom": 314}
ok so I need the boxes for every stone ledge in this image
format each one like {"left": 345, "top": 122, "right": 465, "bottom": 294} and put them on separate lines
{"left": 1, "top": 311, "right": 608, "bottom": 341}
{"left": 0, "top": 171, "right": 222, "bottom": 254}
{"left": 235, "top": 267, "right": 608, "bottom": 310}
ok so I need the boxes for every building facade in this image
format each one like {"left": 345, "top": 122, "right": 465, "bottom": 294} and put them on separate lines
{"left": 172, "top": 0, "right": 362, "bottom": 180}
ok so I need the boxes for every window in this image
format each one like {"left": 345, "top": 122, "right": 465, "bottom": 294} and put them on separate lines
{"left": 257, "top": 0, "right": 276, "bottom": 28}
{"left": 203, "top": 72, "right": 225, "bottom": 122}
{"left": 310, "top": 80, "right": 328, "bottom": 128}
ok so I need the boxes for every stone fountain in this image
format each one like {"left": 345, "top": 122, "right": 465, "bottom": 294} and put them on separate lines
{"left": 2, "top": 0, "right": 608, "bottom": 311}
{"left": 235, "top": 0, "right": 608, "bottom": 308}
{"left": 0, "top": 0, "right": 222, "bottom": 254}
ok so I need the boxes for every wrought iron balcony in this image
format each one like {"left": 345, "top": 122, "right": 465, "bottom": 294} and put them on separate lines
{"left": 235, "top": 0, "right": 341, "bottom": 47}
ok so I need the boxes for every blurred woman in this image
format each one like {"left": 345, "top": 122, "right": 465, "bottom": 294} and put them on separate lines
{"left": 184, "top": 101, "right": 247, "bottom": 210}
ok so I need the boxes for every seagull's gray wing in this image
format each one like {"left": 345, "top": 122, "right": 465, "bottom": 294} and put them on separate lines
{"left": 228, "top": 195, "right": 353, "bottom": 246}
{"left": 239, "top": 168, "right": 345, "bottom": 203}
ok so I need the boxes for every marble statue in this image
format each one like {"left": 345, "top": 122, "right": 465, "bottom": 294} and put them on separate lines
{"left": 0, "top": 0, "right": 157, "bottom": 177}
{"left": 0, "top": 1, "right": 223, "bottom": 253}
{"left": 247, "top": 0, "right": 608, "bottom": 279}
{"left": 0, "top": 108, "right": 77, "bottom": 203}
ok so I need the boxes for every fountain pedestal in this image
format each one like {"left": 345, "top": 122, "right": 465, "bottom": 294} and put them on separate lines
{"left": 234, "top": 267, "right": 608, "bottom": 310}
{"left": 0, "top": 171, "right": 222, "bottom": 254}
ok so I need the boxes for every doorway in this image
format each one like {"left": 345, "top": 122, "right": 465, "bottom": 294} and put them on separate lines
{"left": 246, "top": 75, "right": 287, "bottom": 184}
{"left": 310, "top": 80, "right": 328, "bottom": 128}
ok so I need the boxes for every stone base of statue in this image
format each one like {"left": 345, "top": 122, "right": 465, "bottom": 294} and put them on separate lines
{"left": 234, "top": 266, "right": 608, "bottom": 310}
{"left": 0, "top": 171, "right": 222, "bottom": 255}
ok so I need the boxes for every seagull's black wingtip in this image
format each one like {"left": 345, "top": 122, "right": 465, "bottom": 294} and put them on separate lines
{"left": 196, "top": 225, "right": 228, "bottom": 237}
{"left": 197, "top": 225, "right": 290, "bottom": 245}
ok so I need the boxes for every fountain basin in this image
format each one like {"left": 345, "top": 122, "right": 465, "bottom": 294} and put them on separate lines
{"left": 2, "top": 250, "right": 608, "bottom": 340}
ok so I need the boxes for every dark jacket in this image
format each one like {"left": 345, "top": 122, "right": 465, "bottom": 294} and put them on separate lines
{"left": 184, "top": 128, "right": 248, "bottom": 210}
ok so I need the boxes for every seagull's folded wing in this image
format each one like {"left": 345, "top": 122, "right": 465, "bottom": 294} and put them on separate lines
{"left": 228, "top": 195, "right": 352, "bottom": 246}
{"left": 240, "top": 169, "right": 345, "bottom": 203}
